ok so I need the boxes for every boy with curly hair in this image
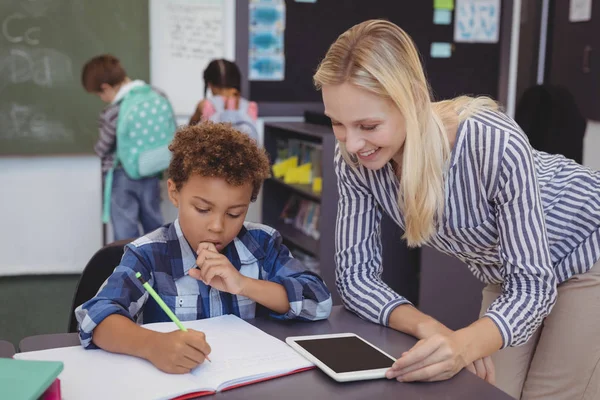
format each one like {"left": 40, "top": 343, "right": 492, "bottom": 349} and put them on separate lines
{"left": 75, "top": 122, "right": 332, "bottom": 374}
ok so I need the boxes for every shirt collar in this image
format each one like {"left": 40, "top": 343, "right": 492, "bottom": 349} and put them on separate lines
{"left": 112, "top": 79, "right": 146, "bottom": 104}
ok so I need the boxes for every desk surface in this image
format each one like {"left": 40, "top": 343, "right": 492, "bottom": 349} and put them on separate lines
{"left": 18, "top": 306, "right": 511, "bottom": 400}
{"left": 0, "top": 340, "right": 15, "bottom": 358}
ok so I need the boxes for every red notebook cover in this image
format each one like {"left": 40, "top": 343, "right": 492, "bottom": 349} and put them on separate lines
{"left": 41, "top": 378, "right": 61, "bottom": 400}
{"left": 171, "top": 366, "right": 315, "bottom": 400}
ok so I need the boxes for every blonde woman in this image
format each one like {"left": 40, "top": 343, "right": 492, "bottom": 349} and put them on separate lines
{"left": 315, "top": 19, "right": 600, "bottom": 400}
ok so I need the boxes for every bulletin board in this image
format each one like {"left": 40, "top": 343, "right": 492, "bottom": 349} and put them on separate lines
{"left": 244, "top": 0, "right": 506, "bottom": 114}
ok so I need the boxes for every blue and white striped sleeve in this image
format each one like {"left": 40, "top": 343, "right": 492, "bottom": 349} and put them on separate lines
{"left": 263, "top": 230, "right": 332, "bottom": 321}
{"left": 334, "top": 145, "right": 412, "bottom": 326}
{"left": 74, "top": 245, "right": 152, "bottom": 349}
{"left": 485, "top": 133, "right": 558, "bottom": 348}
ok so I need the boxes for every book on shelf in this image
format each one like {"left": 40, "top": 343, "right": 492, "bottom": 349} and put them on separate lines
{"left": 274, "top": 138, "right": 322, "bottom": 183}
{"left": 14, "top": 315, "right": 314, "bottom": 400}
{"left": 280, "top": 196, "right": 320, "bottom": 240}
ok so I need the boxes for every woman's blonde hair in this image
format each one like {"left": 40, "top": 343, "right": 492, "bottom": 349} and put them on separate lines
{"left": 314, "top": 19, "right": 497, "bottom": 246}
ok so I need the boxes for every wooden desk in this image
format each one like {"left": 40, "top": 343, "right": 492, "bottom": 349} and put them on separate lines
{"left": 18, "top": 306, "right": 511, "bottom": 399}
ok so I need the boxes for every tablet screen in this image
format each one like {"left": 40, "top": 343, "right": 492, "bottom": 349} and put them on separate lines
{"left": 293, "top": 336, "right": 396, "bottom": 373}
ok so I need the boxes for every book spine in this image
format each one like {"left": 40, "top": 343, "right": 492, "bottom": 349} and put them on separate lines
{"left": 41, "top": 378, "right": 61, "bottom": 400}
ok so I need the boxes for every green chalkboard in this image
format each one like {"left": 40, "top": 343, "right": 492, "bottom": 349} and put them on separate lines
{"left": 0, "top": 0, "right": 149, "bottom": 155}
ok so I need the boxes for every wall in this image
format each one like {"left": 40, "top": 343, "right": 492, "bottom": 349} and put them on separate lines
{"left": 583, "top": 120, "right": 600, "bottom": 171}
{"left": 0, "top": 156, "right": 103, "bottom": 275}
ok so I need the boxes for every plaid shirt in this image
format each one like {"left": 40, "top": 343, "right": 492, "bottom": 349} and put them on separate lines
{"left": 75, "top": 220, "right": 332, "bottom": 348}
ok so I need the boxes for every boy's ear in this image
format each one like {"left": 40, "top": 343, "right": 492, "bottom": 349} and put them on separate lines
{"left": 167, "top": 179, "right": 180, "bottom": 208}
{"left": 99, "top": 83, "right": 112, "bottom": 93}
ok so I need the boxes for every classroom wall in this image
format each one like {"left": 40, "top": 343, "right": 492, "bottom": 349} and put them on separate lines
{"left": 583, "top": 120, "right": 600, "bottom": 171}
{"left": 0, "top": 156, "right": 102, "bottom": 275}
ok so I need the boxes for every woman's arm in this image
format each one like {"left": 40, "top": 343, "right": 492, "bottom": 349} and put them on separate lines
{"left": 388, "top": 127, "right": 557, "bottom": 382}
{"left": 389, "top": 304, "right": 452, "bottom": 339}
{"left": 334, "top": 145, "right": 413, "bottom": 324}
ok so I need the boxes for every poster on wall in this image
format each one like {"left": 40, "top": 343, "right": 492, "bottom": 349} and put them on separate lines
{"left": 454, "top": 0, "right": 500, "bottom": 43}
{"left": 569, "top": 0, "right": 592, "bottom": 22}
{"left": 249, "top": 0, "right": 286, "bottom": 81}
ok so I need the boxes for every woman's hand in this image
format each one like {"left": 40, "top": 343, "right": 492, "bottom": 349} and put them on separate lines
{"left": 386, "top": 332, "right": 469, "bottom": 382}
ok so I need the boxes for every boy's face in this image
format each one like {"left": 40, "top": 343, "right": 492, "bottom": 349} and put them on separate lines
{"left": 96, "top": 83, "right": 119, "bottom": 103}
{"left": 168, "top": 175, "right": 252, "bottom": 253}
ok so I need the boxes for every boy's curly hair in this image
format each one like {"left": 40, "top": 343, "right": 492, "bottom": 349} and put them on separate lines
{"left": 168, "top": 122, "right": 271, "bottom": 201}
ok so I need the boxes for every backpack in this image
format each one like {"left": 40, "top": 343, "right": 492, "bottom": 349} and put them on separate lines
{"left": 203, "top": 96, "right": 258, "bottom": 142}
{"left": 102, "top": 84, "right": 177, "bottom": 223}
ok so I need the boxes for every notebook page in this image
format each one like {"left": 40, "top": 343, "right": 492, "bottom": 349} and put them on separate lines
{"left": 144, "top": 315, "right": 314, "bottom": 391}
{"left": 14, "top": 345, "right": 201, "bottom": 400}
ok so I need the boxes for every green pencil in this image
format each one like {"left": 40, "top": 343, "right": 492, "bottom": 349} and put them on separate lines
{"left": 135, "top": 272, "right": 211, "bottom": 362}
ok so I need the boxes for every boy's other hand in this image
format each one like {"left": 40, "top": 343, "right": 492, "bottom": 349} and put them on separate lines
{"left": 146, "top": 329, "right": 211, "bottom": 374}
{"left": 190, "top": 242, "right": 248, "bottom": 295}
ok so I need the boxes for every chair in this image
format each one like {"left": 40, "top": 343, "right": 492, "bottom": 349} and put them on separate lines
{"left": 0, "top": 339, "right": 16, "bottom": 358}
{"left": 67, "top": 239, "right": 134, "bottom": 333}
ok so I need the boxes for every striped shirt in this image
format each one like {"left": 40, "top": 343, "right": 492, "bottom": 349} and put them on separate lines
{"left": 95, "top": 102, "right": 119, "bottom": 173}
{"left": 335, "top": 110, "right": 600, "bottom": 348}
{"left": 76, "top": 219, "right": 332, "bottom": 349}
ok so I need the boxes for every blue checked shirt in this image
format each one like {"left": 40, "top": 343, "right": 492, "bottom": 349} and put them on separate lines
{"left": 75, "top": 220, "right": 332, "bottom": 348}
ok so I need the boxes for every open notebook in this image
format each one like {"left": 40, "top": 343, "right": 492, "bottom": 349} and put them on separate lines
{"left": 15, "top": 315, "right": 314, "bottom": 400}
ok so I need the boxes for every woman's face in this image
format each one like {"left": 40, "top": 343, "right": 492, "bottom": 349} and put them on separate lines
{"left": 322, "top": 82, "right": 407, "bottom": 170}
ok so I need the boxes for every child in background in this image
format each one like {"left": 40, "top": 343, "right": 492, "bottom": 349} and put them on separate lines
{"left": 189, "top": 59, "right": 258, "bottom": 140}
{"left": 81, "top": 55, "right": 171, "bottom": 240}
{"left": 75, "top": 122, "right": 332, "bottom": 374}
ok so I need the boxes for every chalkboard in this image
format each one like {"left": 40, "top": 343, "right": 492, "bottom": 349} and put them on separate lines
{"left": 247, "top": 0, "right": 504, "bottom": 113}
{"left": 0, "top": 0, "right": 149, "bottom": 155}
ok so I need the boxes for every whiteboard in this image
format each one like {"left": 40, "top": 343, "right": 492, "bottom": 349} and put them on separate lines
{"left": 150, "top": 0, "right": 236, "bottom": 116}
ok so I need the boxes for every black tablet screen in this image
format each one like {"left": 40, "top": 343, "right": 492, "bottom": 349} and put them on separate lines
{"left": 293, "top": 336, "right": 396, "bottom": 373}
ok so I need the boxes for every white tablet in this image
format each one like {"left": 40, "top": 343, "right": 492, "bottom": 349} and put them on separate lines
{"left": 286, "top": 333, "right": 397, "bottom": 382}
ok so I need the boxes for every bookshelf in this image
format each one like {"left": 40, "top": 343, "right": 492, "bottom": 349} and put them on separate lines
{"left": 262, "top": 122, "right": 420, "bottom": 305}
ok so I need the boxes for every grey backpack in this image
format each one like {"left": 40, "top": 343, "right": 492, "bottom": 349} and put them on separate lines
{"left": 206, "top": 96, "right": 258, "bottom": 142}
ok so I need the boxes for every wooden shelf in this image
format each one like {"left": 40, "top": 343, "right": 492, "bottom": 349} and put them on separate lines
{"left": 266, "top": 177, "right": 321, "bottom": 203}
{"left": 272, "top": 222, "right": 319, "bottom": 257}
{"left": 262, "top": 122, "right": 336, "bottom": 302}
{"left": 266, "top": 122, "right": 335, "bottom": 140}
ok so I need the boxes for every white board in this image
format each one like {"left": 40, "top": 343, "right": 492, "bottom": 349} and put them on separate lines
{"left": 150, "top": 0, "right": 236, "bottom": 116}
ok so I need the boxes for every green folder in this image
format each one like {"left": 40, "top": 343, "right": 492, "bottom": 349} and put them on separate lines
{"left": 0, "top": 358, "right": 63, "bottom": 400}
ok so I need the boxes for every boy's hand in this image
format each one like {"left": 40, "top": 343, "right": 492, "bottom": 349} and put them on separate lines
{"left": 189, "top": 242, "right": 248, "bottom": 295}
{"left": 146, "top": 329, "right": 211, "bottom": 374}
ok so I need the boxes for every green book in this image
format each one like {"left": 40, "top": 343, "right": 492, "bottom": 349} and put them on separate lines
{"left": 0, "top": 358, "right": 63, "bottom": 400}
